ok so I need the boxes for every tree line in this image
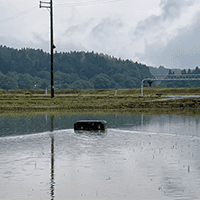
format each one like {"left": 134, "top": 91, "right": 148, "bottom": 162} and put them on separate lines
{"left": 157, "top": 67, "right": 200, "bottom": 88}
{"left": 1, "top": 45, "right": 200, "bottom": 90}
{"left": 0, "top": 45, "right": 153, "bottom": 90}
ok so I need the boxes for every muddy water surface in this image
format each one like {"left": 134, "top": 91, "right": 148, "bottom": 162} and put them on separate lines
{"left": 0, "top": 114, "right": 200, "bottom": 200}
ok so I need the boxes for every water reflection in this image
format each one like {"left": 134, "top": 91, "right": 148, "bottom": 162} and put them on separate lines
{"left": 50, "top": 115, "right": 55, "bottom": 200}
{"left": 1, "top": 114, "right": 200, "bottom": 137}
{"left": 0, "top": 114, "right": 200, "bottom": 199}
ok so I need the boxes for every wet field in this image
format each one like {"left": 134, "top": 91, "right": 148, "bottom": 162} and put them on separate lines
{"left": 0, "top": 114, "right": 200, "bottom": 200}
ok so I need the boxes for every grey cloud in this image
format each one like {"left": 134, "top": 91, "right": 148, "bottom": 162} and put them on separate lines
{"left": 32, "top": 33, "right": 49, "bottom": 51}
{"left": 64, "top": 20, "right": 92, "bottom": 37}
{"left": 0, "top": 36, "right": 26, "bottom": 49}
{"left": 137, "top": 12, "right": 200, "bottom": 69}
{"left": 134, "top": 0, "right": 195, "bottom": 36}
{"left": 54, "top": 0, "right": 198, "bottom": 64}
{"left": 56, "top": 20, "right": 94, "bottom": 52}
{"left": 60, "top": 17, "right": 127, "bottom": 57}
{"left": 0, "top": 33, "right": 50, "bottom": 52}
{"left": 61, "top": 17, "right": 96, "bottom": 45}
{"left": 88, "top": 17, "right": 127, "bottom": 56}
{"left": 160, "top": 0, "right": 195, "bottom": 20}
{"left": 90, "top": 17, "right": 124, "bottom": 40}
{"left": 133, "top": 0, "right": 199, "bottom": 69}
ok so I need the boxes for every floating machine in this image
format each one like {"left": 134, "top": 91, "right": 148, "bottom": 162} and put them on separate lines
{"left": 74, "top": 120, "right": 107, "bottom": 133}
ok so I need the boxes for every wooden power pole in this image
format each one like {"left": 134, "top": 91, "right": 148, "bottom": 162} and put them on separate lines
{"left": 40, "top": 0, "right": 55, "bottom": 98}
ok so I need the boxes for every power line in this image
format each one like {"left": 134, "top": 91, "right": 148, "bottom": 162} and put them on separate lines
{"left": 0, "top": 6, "right": 38, "bottom": 25}
{"left": 0, "top": 0, "right": 122, "bottom": 25}
{"left": 55, "top": 0, "right": 122, "bottom": 7}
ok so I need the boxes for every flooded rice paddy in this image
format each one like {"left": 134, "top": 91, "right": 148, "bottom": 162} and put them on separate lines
{"left": 0, "top": 114, "right": 200, "bottom": 200}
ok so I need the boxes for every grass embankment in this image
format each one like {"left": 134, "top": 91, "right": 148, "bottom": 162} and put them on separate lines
{"left": 0, "top": 88, "right": 200, "bottom": 116}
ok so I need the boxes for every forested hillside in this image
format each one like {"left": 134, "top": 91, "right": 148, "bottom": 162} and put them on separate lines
{"left": 149, "top": 66, "right": 200, "bottom": 88}
{"left": 0, "top": 45, "right": 154, "bottom": 90}
{"left": 149, "top": 66, "right": 181, "bottom": 75}
{"left": 158, "top": 66, "right": 200, "bottom": 88}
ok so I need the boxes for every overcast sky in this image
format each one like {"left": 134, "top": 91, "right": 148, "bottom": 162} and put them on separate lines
{"left": 0, "top": 0, "right": 200, "bottom": 69}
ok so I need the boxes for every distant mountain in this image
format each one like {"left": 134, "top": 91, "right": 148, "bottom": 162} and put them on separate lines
{"left": 149, "top": 66, "right": 181, "bottom": 76}
{"left": 0, "top": 45, "right": 154, "bottom": 90}
{"left": 149, "top": 65, "right": 200, "bottom": 88}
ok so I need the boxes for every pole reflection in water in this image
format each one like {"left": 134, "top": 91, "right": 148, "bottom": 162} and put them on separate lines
{"left": 50, "top": 115, "right": 55, "bottom": 200}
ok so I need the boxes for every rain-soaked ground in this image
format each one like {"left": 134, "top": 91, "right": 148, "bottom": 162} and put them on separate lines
{"left": 0, "top": 114, "right": 200, "bottom": 200}
{"left": 164, "top": 95, "right": 200, "bottom": 100}
{"left": 167, "top": 95, "right": 200, "bottom": 99}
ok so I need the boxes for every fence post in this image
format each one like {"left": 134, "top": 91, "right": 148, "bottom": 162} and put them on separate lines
{"left": 141, "top": 80, "right": 144, "bottom": 97}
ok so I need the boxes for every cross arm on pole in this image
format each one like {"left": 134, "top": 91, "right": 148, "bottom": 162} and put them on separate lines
{"left": 39, "top": 1, "right": 51, "bottom": 8}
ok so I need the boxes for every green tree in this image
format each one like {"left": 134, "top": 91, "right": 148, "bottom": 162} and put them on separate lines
{"left": 91, "top": 73, "right": 120, "bottom": 89}
{"left": 181, "top": 69, "right": 186, "bottom": 74}
{"left": 69, "top": 79, "right": 94, "bottom": 89}
{"left": 18, "top": 73, "right": 34, "bottom": 89}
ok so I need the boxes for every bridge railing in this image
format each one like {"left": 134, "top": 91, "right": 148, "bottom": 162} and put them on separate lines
{"left": 141, "top": 74, "right": 200, "bottom": 97}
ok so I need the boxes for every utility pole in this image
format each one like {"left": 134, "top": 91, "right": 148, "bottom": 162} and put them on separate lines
{"left": 39, "top": 0, "right": 55, "bottom": 98}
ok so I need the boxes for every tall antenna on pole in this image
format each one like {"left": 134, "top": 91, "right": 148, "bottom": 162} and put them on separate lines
{"left": 39, "top": 0, "right": 55, "bottom": 98}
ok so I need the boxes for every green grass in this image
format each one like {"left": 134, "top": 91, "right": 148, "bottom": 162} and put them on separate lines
{"left": 1, "top": 87, "right": 200, "bottom": 116}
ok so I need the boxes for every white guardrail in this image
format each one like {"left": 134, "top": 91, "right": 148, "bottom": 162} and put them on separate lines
{"left": 141, "top": 74, "right": 200, "bottom": 97}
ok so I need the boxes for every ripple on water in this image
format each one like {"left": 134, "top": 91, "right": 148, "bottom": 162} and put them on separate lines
{"left": 0, "top": 114, "right": 200, "bottom": 199}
